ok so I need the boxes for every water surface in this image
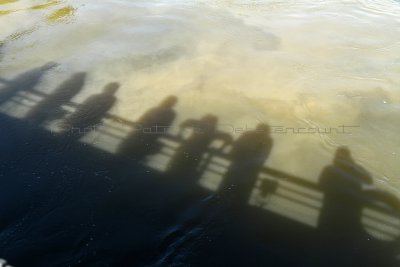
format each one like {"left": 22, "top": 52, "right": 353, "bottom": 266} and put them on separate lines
{"left": 1, "top": 1, "right": 400, "bottom": 266}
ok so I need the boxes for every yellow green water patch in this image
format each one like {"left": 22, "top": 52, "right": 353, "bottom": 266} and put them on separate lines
{"left": 0, "top": 0, "right": 17, "bottom": 5}
{"left": 0, "top": 9, "right": 16, "bottom": 15}
{"left": 47, "top": 6, "right": 74, "bottom": 22}
{"left": 31, "top": 0, "right": 61, "bottom": 10}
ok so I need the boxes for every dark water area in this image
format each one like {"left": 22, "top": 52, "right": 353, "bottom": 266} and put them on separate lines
{"left": 0, "top": 68, "right": 400, "bottom": 267}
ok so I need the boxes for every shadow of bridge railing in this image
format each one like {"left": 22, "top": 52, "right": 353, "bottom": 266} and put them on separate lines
{"left": 145, "top": 132, "right": 400, "bottom": 246}
{"left": 3, "top": 87, "right": 400, "bottom": 249}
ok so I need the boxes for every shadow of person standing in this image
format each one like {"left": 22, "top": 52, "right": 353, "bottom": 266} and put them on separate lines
{"left": 0, "top": 62, "right": 57, "bottom": 105}
{"left": 317, "top": 147, "right": 374, "bottom": 266}
{"left": 219, "top": 123, "right": 273, "bottom": 208}
{"left": 26, "top": 72, "right": 87, "bottom": 125}
{"left": 166, "top": 114, "right": 232, "bottom": 182}
{"left": 318, "top": 147, "right": 373, "bottom": 236}
{"left": 117, "top": 95, "right": 177, "bottom": 162}
{"left": 155, "top": 124, "right": 273, "bottom": 267}
{"left": 61, "top": 82, "right": 119, "bottom": 140}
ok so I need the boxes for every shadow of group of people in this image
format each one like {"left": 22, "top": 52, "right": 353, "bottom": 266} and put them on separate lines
{"left": 114, "top": 94, "right": 399, "bottom": 266}
{"left": 1, "top": 64, "right": 399, "bottom": 266}
{"left": 0, "top": 66, "right": 393, "bottom": 234}
{"left": 0, "top": 64, "right": 120, "bottom": 140}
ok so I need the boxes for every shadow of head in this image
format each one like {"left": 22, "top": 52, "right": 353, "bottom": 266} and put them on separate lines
{"left": 256, "top": 123, "right": 271, "bottom": 135}
{"left": 160, "top": 95, "right": 178, "bottom": 108}
{"left": 333, "top": 146, "right": 355, "bottom": 167}
{"left": 103, "top": 82, "right": 120, "bottom": 95}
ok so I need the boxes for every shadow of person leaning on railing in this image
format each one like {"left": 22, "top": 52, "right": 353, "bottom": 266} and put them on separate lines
{"left": 156, "top": 123, "right": 275, "bottom": 267}
{"left": 166, "top": 114, "right": 232, "bottom": 182}
{"left": 60, "top": 82, "right": 119, "bottom": 140}
{"left": 117, "top": 95, "right": 178, "bottom": 162}
{"left": 0, "top": 62, "right": 57, "bottom": 106}
{"left": 26, "top": 72, "right": 87, "bottom": 126}
{"left": 318, "top": 146, "right": 373, "bottom": 237}
{"left": 315, "top": 146, "right": 400, "bottom": 266}
{"left": 218, "top": 123, "right": 273, "bottom": 208}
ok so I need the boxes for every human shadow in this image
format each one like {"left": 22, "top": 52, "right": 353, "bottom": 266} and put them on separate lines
{"left": 117, "top": 95, "right": 177, "bottom": 162}
{"left": 156, "top": 123, "right": 276, "bottom": 267}
{"left": 166, "top": 114, "right": 232, "bottom": 181}
{"left": 60, "top": 82, "right": 119, "bottom": 140}
{"left": 26, "top": 72, "right": 87, "bottom": 125}
{"left": 313, "top": 147, "right": 400, "bottom": 266}
{"left": 318, "top": 147, "right": 373, "bottom": 237}
{"left": 0, "top": 62, "right": 57, "bottom": 106}
{"left": 218, "top": 123, "right": 273, "bottom": 206}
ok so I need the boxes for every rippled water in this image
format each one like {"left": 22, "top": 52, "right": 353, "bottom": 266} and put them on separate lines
{"left": 2, "top": 0, "right": 399, "bottom": 193}
{"left": 1, "top": 0, "right": 400, "bottom": 266}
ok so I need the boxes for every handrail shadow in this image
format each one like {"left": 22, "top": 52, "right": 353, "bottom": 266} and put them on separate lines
{"left": 1, "top": 71, "right": 399, "bottom": 267}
